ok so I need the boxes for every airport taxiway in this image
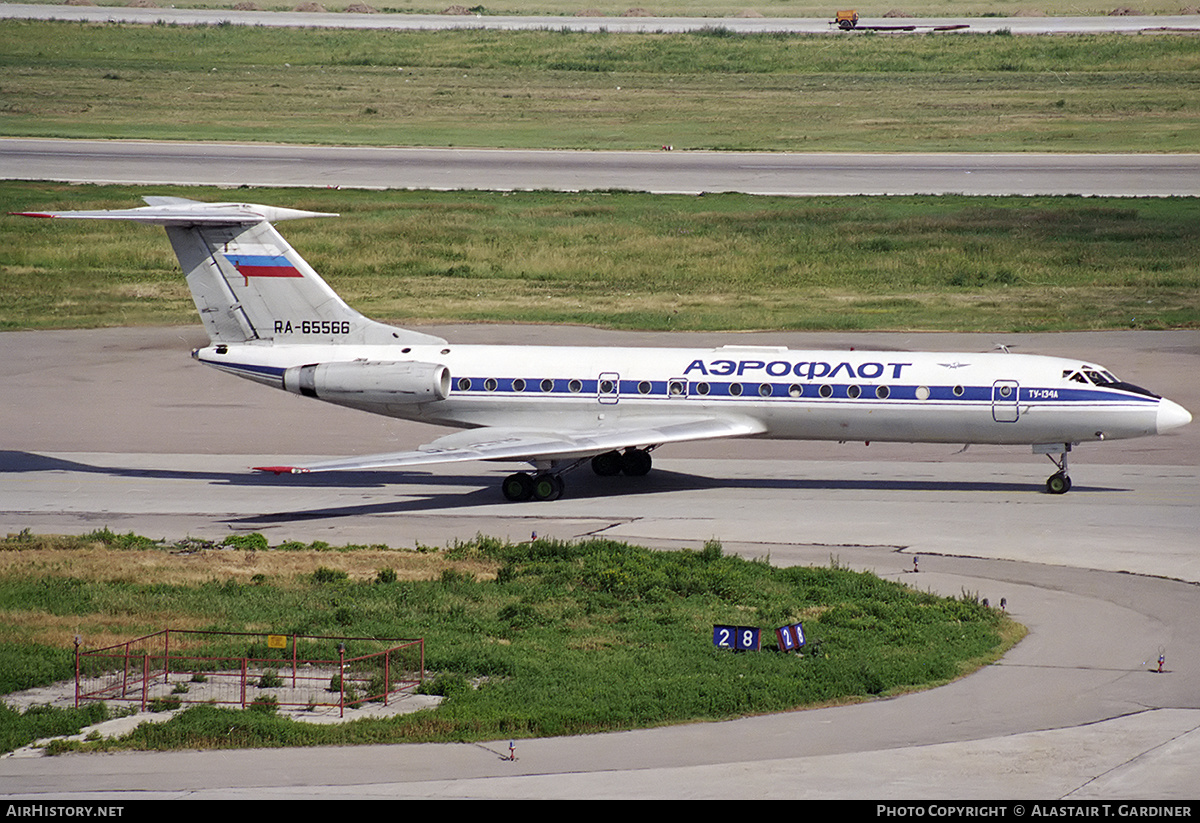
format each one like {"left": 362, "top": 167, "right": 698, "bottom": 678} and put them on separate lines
{"left": 5, "top": 139, "right": 1199, "bottom": 197}
{"left": 1, "top": 326, "right": 1197, "bottom": 798}
{"left": 4, "top": 3, "right": 1200, "bottom": 35}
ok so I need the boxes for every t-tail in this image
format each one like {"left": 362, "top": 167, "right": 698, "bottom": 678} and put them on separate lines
{"left": 15, "top": 196, "right": 444, "bottom": 347}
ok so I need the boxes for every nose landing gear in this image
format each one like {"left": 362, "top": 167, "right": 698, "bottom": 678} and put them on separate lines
{"left": 1039, "top": 443, "right": 1074, "bottom": 494}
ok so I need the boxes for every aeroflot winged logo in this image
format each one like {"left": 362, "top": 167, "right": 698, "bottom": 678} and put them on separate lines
{"left": 223, "top": 253, "right": 303, "bottom": 285}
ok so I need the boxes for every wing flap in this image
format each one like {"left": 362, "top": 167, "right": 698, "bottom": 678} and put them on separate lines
{"left": 254, "top": 415, "right": 765, "bottom": 474}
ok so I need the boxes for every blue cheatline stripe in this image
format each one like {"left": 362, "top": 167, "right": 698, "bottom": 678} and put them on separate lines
{"left": 202, "top": 360, "right": 286, "bottom": 380}
{"left": 447, "top": 379, "right": 1157, "bottom": 404}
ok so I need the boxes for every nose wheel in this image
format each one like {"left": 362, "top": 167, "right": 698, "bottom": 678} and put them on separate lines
{"left": 1046, "top": 472, "right": 1072, "bottom": 494}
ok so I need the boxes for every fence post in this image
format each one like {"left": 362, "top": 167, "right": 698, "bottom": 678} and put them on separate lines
{"left": 240, "top": 657, "right": 247, "bottom": 709}
{"left": 141, "top": 653, "right": 149, "bottom": 712}
{"left": 74, "top": 636, "right": 81, "bottom": 709}
{"left": 122, "top": 641, "right": 130, "bottom": 700}
{"left": 338, "top": 643, "right": 346, "bottom": 718}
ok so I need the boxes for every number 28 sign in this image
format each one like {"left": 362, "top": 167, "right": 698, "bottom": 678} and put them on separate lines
{"left": 712, "top": 624, "right": 760, "bottom": 651}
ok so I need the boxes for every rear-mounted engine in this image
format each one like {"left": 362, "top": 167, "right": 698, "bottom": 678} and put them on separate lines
{"left": 283, "top": 361, "right": 450, "bottom": 404}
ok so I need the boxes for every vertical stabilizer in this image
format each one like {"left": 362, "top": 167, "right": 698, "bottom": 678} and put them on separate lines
{"left": 14, "top": 198, "right": 446, "bottom": 347}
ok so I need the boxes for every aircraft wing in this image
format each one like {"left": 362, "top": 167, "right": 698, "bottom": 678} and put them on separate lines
{"left": 254, "top": 415, "right": 765, "bottom": 474}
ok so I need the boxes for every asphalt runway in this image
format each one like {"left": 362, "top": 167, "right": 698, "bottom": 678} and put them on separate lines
{"left": 2, "top": 325, "right": 1198, "bottom": 798}
{"left": 5, "top": 139, "right": 1200, "bottom": 196}
{"left": 4, "top": 3, "right": 1200, "bottom": 34}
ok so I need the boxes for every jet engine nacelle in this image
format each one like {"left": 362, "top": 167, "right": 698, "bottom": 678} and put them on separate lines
{"left": 283, "top": 361, "right": 450, "bottom": 405}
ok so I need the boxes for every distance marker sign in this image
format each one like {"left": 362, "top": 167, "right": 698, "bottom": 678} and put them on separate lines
{"left": 713, "top": 625, "right": 761, "bottom": 651}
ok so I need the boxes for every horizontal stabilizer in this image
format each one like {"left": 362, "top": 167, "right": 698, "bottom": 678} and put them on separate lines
{"left": 13, "top": 197, "right": 336, "bottom": 226}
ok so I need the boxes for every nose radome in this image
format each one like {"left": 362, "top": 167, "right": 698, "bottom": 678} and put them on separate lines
{"left": 1157, "top": 398, "right": 1193, "bottom": 434}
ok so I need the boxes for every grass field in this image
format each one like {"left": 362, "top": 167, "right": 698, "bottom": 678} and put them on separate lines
{"left": 3, "top": 21, "right": 1198, "bottom": 152}
{"left": 0, "top": 531, "right": 1019, "bottom": 752}
{"left": 4, "top": 181, "right": 1198, "bottom": 332}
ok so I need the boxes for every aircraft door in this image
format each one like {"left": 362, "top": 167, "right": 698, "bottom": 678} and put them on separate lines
{"left": 992, "top": 380, "right": 1020, "bottom": 423}
{"left": 598, "top": 372, "right": 620, "bottom": 405}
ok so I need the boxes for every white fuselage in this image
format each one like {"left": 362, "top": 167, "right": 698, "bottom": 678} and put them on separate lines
{"left": 197, "top": 341, "right": 1181, "bottom": 448}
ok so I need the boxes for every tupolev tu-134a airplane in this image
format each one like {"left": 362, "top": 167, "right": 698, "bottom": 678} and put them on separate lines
{"left": 17, "top": 197, "right": 1192, "bottom": 501}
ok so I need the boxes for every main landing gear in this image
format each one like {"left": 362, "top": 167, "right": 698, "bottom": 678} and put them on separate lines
{"left": 500, "top": 447, "right": 654, "bottom": 502}
{"left": 501, "top": 471, "right": 564, "bottom": 502}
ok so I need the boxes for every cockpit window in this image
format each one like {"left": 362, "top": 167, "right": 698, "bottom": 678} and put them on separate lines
{"left": 1064, "top": 366, "right": 1155, "bottom": 397}
{"left": 1065, "top": 367, "right": 1121, "bottom": 386}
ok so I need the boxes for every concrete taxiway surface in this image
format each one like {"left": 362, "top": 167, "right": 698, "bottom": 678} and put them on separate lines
{"left": 1, "top": 326, "right": 1198, "bottom": 798}
{"left": 5, "top": 139, "right": 1200, "bottom": 197}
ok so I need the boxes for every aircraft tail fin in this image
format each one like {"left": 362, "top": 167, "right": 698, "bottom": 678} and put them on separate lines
{"left": 15, "top": 198, "right": 446, "bottom": 347}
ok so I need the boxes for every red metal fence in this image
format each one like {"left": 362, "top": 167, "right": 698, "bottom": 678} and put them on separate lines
{"left": 75, "top": 629, "right": 424, "bottom": 717}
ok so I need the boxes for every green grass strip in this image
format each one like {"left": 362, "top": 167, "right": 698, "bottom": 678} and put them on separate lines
{"left": 3, "top": 22, "right": 1199, "bottom": 152}
{"left": 4, "top": 181, "right": 1198, "bottom": 332}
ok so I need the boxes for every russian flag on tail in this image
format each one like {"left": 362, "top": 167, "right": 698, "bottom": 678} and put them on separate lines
{"left": 224, "top": 253, "right": 303, "bottom": 283}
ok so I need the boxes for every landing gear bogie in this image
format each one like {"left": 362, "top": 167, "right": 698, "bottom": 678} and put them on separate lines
{"left": 619, "top": 448, "right": 653, "bottom": 477}
{"left": 590, "top": 450, "right": 623, "bottom": 477}
{"left": 501, "top": 472, "right": 535, "bottom": 502}
{"left": 504, "top": 446, "right": 655, "bottom": 502}
{"left": 591, "top": 448, "right": 653, "bottom": 477}
{"left": 532, "top": 472, "right": 565, "bottom": 502}
{"left": 501, "top": 471, "right": 564, "bottom": 502}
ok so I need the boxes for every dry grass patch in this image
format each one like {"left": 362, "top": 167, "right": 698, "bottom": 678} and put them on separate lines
{"left": 0, "top": 541, "right": 499, "bottom": 586}
{"left": 0, "top": 609, "right": 217, "bottom": 649}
